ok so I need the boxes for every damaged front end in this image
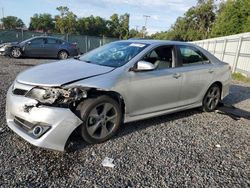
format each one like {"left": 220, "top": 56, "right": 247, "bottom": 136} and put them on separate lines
{"left": 25, "top": 86, "right": 89, "bottom": 108}
{"left": 6, "top": 84, "right": 84, "bottom": 151}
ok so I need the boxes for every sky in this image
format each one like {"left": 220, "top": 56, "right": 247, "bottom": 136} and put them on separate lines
{"left": 0, "top": 0, "right": 197, "bottom": 34}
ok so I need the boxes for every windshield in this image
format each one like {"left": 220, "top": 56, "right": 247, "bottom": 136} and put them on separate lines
{"left": 79, "top": 42, "right": 148, "bottom": 67}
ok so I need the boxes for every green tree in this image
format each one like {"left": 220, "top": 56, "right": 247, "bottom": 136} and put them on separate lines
{"left": 107, "top": 14, "right": 120, "bottom": 38}
{"left": 1, "top": 16, "right": 25, "bottom": 29}
{"left": 29, "top": 13, "right": 54, "bottom": 32}
{"left": 55, "top": 6, "right": 77, "bottom": 34}
{"left": 107, "top": 13, "right": 130, "bottom": 39}
{"left": 211, "top": 0, "right": 250, "bottom": 37}
{"left": 129, "top": 28, "right": 141, "bottom": 38}
{"left": 119, "top": 13, "right": 130, "bottom": 39}
{"left": 151, "top": 0, "right": 215, "bottom": 41}
{"left": 244, "top": 16, "right": 250, "bottom": 32}
{"left": 77, "top": 16, "right": 108, "bottom": 36}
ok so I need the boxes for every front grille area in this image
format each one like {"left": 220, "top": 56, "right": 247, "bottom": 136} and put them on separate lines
{"left": 12, "top": 88, "right": 28, "bottom": 96}
{"left": 14, "top": 116, "right": 35, "bottom": 131}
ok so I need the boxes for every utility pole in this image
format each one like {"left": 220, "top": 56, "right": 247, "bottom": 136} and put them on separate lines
{"left": 135, "top": 25, "right": 139, "bottom": 31}
{"left": 1, "top": 7, "right": 4, "bottom": 29}
{"left": 143, "top": 15, "right": 150, "bottom": 38}
{"left": 1, "top": 7, "right": 4, "bottom": 18}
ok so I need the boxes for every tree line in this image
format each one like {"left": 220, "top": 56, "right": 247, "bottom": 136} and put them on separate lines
{"left": 1, "top": 6, "right": 133, "bottom": 39}
{"left": 152, "top": 0, "right": 250, "bottom": 41}
{"left": 1, "top": 0, "right": 249, "bottom": 41}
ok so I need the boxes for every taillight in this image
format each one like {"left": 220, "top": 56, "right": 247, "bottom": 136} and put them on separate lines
{"left": 72, "top": 43, "right": 77, "bottom": 49}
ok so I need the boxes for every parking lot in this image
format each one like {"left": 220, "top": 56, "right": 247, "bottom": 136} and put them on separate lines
{"left": 0, "top": 56, "right": 249, "bottom": 187}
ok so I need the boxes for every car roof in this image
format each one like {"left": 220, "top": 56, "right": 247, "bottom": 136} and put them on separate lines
{"left": 29, "top": 36, "right": 65, "bottom": 41}
{"left": 121, "top": 39, "right": 197, "bottom": 47}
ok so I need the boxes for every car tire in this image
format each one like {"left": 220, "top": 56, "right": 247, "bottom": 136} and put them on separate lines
{"left": 11, "top": 47, "right": 22, "bottom": 58}
{"left": 76, "top": 95, "right": 122, "bottom": 144}
{"left": 58, "top": 50, "right": 68, "bottom": 60}
{"left": 202, "top": 84, "right": 221, "bottom": 112}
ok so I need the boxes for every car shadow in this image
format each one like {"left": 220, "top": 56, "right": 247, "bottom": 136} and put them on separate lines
{"left": 67, "top": 83, "right": 250, "bottom": 152}
{"left": 67, "top": 108, "right": 203, "bottom": 152}
{"left": 223, "top": 84, "right": 250, "bottom": 105}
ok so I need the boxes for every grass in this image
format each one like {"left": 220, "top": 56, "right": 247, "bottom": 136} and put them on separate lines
{"left": 232, "top": 72, "right": 250, "bottom": 83}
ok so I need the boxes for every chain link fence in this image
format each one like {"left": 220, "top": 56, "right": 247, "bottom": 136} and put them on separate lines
{"left": 0, "top": 29, "right": 118, "bottom": 53}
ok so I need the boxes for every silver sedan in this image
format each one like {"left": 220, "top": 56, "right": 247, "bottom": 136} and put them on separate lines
{"left": 6, "top": 40, "right": 231, "bottom": 151}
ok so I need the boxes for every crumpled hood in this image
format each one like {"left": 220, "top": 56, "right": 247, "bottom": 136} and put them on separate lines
{"left": 0, "top": 42, "right": 18, "bottom": 48}
{"left": 16, "top": 59, "right": 114, "bottom": 86}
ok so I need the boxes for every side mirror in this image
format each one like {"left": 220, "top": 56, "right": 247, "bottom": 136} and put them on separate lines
{"left": 132, "top": 60, "right": 155, "bottom": 71}
{"left": 26, "top": 41, "right": 31, "bottom": 45}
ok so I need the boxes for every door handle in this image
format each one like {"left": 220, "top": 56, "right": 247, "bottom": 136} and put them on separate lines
{"left": 173, "top": 73, "right": 181, "bottom": 79}
{"left": 208, "top": 69, "right": 214, "bottom": 73}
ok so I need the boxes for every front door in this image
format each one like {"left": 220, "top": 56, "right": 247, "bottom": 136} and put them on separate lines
{"left": 24, "top": 38, "right": 45, "bottom": 57}
{"left": 127, "top": 45, "right": 183, "bottom": 116}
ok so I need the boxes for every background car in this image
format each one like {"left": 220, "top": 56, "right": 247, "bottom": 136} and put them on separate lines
{"left": 1, "top": 36, "right": 79, "bottom": 59}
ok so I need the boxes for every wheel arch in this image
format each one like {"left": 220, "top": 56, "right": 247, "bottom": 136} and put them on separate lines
{"left": 58, "top": 49, "right": 69, "bottom": 57}
{"left": 209, "top": 81, "right": 223, "bottom": 99}
{"left": 87, "top": 89, "right": 126, "bottom": 116}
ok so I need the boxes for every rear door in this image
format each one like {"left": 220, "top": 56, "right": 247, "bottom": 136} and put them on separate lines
{"left": 43, "top": 38, "right": 60, "bottom": 58}
{"left": 176, "top": 45, "right": 215, "bottom": 106}
{"left": 24, "top": 38, "right": 46, "bottom": 57}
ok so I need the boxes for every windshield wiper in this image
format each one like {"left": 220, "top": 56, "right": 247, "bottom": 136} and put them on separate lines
{"left": 73, "top": 55, "right": 81, "bottom": 60}
{"left": 74, "top": 57, "right": 94, "bottom": 64}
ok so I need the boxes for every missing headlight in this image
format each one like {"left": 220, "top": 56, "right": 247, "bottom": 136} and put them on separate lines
{"left": 25, "top": 87, "right": 88, "bottom": 106}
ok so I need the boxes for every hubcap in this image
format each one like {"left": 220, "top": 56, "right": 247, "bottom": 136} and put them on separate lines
{"left": 87, "top": 103, "right": 118, "bottom": 139}
{"left": 205, "top": 86, "right": 220, "bottom": 110}
{"left": 12, "top": 48, "right": 21, "bottom": 57}
{"left": 60, "top": 52, "right": 68, "bottom": 59}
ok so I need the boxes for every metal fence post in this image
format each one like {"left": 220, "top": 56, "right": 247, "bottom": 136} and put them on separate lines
{"left": 99, "top": 39, "right": 102, "bottom": 47}
{"left": 221, "top": 38, "right": 227, "bottom": 61}
{"left": 66, "top": 33, "right": 69, "bottom": 42}
{"left": 88, "top": 38, "right": 90, "bottom": 51}
{"left": 207, "top": 41, "right": 210, "bottom": 51}
{"left": 232, "top": 37, "right": 243, "bottom": 73}
{"left": 85, "top": 36, "right": 88, "bottom": 53}
{"left": 213, "top": 40, "right": 217, "bottom": 54}
{"left": 21, "top": 28, "right": 24, "bottom": 41}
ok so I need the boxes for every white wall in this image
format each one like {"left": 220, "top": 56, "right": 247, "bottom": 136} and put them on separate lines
{"left": 192, "top": 32, "right": 250, "bottom": 76}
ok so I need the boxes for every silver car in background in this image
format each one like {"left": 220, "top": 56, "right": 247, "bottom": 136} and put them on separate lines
{"left": 6, "top": 40, "right": 231, "bottom": 151}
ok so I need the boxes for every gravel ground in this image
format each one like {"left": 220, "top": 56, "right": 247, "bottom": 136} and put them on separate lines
{"left": 0, "top": 56, "right": 250, "bottom": 187}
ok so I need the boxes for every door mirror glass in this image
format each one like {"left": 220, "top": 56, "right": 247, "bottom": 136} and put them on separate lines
{"left": 135, "top": 61, "right": 155, "bottom": 71}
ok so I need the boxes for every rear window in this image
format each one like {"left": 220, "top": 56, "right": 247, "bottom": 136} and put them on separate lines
{"left": 30, "top": 38, "right": 44, "bottom": 45}
{"left": 46, "top": 38, "right": 57, "bottom": 44}
{"left": 179, "top": 46, "right": 209, "bottom": 65}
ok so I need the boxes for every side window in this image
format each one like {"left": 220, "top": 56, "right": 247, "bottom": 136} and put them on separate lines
{"left": 57, "top": 40, "right": 63, "bottom": 44}
{"left": 179, "top": 46, "right": 209, "bottom": 66}
{"left": 30, "top": 38, "right": 44, "bottom": 45}
{"left": 142, "top": 46, "right": 173, "bottom": 70}
{"left": 46, "top": 38, "right": 57, "bottom": 44}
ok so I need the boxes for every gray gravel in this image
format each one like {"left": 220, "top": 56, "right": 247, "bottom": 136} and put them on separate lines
{"left": 0, "top": 56, "right": 250, "bottom": 187}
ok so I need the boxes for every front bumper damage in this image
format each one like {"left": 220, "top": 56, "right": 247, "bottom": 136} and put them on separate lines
{"left": 0, "top": 46, "right": 11, "bottom": 56}
{"left": 6, "top": 86, "right": 83, "bottom": 151}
